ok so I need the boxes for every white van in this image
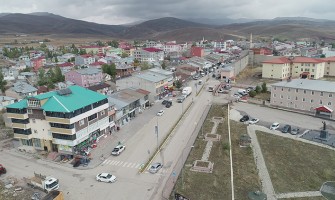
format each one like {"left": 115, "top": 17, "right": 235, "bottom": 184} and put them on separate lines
{"left": 237, "top": 89, "right": 248, "bottom": 96}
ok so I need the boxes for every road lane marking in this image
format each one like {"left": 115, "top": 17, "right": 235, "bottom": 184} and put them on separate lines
{"left": 102, "top": 160, "right": 108, "bottom": 165}
{"left": 123, "top": 162, "right": 128, "bottom": 167}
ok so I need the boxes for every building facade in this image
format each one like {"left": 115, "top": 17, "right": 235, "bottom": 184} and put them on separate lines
{"left": 6, "top": 86, "right": 110, "bottom": 156}
{"left": 134, "top": 48, "right": 164, "bottom": 63}
{"left": 65, "top": 68, "right": 103, "bottom": 87}
{"left": 262, "top": 57, "right": 325, "bottom": 80}
{"left": 270, "top": 79, "right": 335, "bottom": 119}
{"left": 75, "top": 54, "right": 95, "bottom": 66}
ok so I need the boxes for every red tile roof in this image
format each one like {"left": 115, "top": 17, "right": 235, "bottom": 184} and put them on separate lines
{"left": 58, "top": 62, "right": 74, "bottom": 67}
{"left": 320, "top": 56, "right": 335, "bottom": 62}
{"left": 143, "top": 47, "right": 162, "bottom": 52}
{"left": 90, "top": 61, "right": 106, "bottom": 66}
{"left": 136, "top": 89, "right": 150, "bottom": 95}
{"left": 80, "top": 45, "right": 104, "bottom": 48}
{"left": 315, "top": 106, "right": 333, "bottom": 113}
{"left": 262, "top": 57, "right": 323, "bottom": 64}
{"left": 80, "top": 54, "right": 93, "bottom": 58}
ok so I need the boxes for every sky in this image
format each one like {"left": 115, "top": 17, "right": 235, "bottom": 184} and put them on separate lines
{"left": 0, "top": 0, "right": 334, "bottom": 25}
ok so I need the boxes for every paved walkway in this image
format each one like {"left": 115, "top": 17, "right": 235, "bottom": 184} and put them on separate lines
{"left": 276, "top": 191, "right": 322, "bottom": 199}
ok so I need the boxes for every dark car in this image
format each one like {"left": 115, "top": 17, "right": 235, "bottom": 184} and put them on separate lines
{"left": 73, "top": 159, "right": 81, "bottom": 167}
{"left": 281, "top": 125, "right": 291, "bottom": 133}
{"left": 166, "top": 101, "right": 172, "bottom": 108}
{"left": 291, "top": 128, "right": 300, "bottom": 135}
{"left": 162, "top": 100, "right": 168, "bottom": 105}
{"left": 239, "top": 115, "right": 249, "bottom": 122}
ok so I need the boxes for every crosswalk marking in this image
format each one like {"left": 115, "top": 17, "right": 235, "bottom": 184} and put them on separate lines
{"left": 102, "top": 159, "right": 150, "bottom": 170}
{"left": 122, "top": 162, "right": 128, "bottom": 167}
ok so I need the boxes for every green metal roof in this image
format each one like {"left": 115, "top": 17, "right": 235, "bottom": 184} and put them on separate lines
{"left": 6, "top": 85, "right": 108, "bottom": 112}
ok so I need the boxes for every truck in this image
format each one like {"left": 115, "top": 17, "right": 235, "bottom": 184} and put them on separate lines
{"left": 182, "top": 87, "right": 192, "bottom": 96}
{"left": 42, "top": 190, "right": 64, "bottom": 200}
{"left": 27, "top": 173, "right": 59, "bottom": 193}
{"left": 177, "top": 95, "right": 186, "bottom": 103}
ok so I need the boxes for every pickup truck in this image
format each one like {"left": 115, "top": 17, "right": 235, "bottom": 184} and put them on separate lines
{"left": 27, "top": 173, "right": 59, "bottom": 193}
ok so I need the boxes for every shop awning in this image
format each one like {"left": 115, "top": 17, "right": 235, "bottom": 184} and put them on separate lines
{"left": 315, "top": 106, "right": 333, "bottom": 113}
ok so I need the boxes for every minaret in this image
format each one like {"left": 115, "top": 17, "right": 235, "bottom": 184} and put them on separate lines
{"left": 249, "top": 33, "right": 253, "bottom": 49}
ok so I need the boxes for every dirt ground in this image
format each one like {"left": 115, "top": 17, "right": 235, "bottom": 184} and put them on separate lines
{"left": 235, "top": 66, "right": 279, "bottom": 86}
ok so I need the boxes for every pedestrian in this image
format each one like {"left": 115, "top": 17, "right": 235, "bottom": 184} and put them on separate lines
{"left": 109, "top": 130, "right": 112, "bottom": 135}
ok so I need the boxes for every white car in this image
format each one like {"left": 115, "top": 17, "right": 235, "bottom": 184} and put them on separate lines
{"left": 96, "top": 173, "right": 116, "bottom": 183}
{"left": 157, "top": 110, "right": 164, "bottom": 116}
{"left": 248, "top": 118, "right": 260, "bottom": 124}
{"left": 111, "top": 145, "right": 126, "bottom": 156}
{"left": 270, "top": 122, "right": 280, "bottom": 130}
{"left": 149, "top": 163, "right": 163, "bottom": 174}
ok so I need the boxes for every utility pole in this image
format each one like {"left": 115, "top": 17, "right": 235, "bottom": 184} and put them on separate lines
{"left": 155, "top": 117, "right": 159, "bottom": 152}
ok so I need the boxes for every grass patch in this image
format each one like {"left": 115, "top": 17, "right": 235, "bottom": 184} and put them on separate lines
{"left": 230, "top": 120, "right": 261, "bottom": 200}
{"left": 254, "top": 92, "right": 271, "bottom": 101}
{"left": 195, "top": 161, "right": 210, "bottom": 167}
{"left": 206, "top": 134, "right": 217, "bottom": 138}
{"left": 284, "top": 197, "right": 325, "bottom": 200}
{"left": 256, "top": 131, "right": 335, "bottom": 193}
{"left": 174, "top": 104, "right": 232, "bottom": 200}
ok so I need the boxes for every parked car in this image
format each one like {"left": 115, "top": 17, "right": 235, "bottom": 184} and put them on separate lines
{"left": 149, "top": 163, "right": 163, "bottom": 174}
{"left": 162, "top": 100, "right": 168, "bottom": 105}
{"left": 281, "top": 125, "right": 291, "bottom": 133}
{"left": 111, "top": 145, "right": 126, "bottom": 156}
{"left": 157, "top": 110, "right": 164, "bottom": 116}
{"left": 270, "top": 122, "right": 280, "bottom": 130}
{"left": 248, "top": 118, "right": 260, "bottom": 124}
{"left": 291, "top": 128, "right": 300, "bottom": 135}
{"left": 96, "top": 173, "right": 117, "bottom": 183}
{"left": 240, "top": 115, "right": 250, "bottom": 122}
{"left": 165, "top": 101, "right": 172, "bottom": 108}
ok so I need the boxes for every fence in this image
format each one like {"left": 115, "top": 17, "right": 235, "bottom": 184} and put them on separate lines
{"left": 161, "top": 105, "right": 211, "bottom": 199}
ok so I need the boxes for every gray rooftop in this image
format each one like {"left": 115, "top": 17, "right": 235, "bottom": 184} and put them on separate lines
{"left": 271, "top": 79, "right": 335, "bottom": 92}
{"left": 135, "top": 72, "right": 166, "bottom": 83}
{"left": 0, "top": 96, "right": 16, "bottom": 101}
{"left": 12, "top": 81, "right": 37, "bottom": 94}
{"left": 76, "top": 68, "right": 101, "bottom": 75}
{"left": 149, "top": 68, "right": 173, "bottom": 76}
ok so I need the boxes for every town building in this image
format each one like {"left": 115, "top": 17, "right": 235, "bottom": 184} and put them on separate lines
{"left": 74, "top": 54, "right": 95, "bottom": 66}
{"left": 79, "top": 46, "right": 107, "bottom": 55}
{"left": 134, "top": 48, "right": 164, "bottom": 63}
{"left": 5, "top": 81, "right": 38, "bottom": 100}
{"left": 321, "top": 56, "right": 335, "bottom": 76}
{"left": 5, "top": 86, "right": 110, "bottom": 155}
{"left": 190, "top": 46, "right": 204, "bottom": 57}
{"left": 262, "top": 57, "right": 325, "bottom": 80}
{"left": 270, "top": 79, "right": 335, "bottom": 119}
{"left": 65, "top": 68, "right": 103, "bottom": 87}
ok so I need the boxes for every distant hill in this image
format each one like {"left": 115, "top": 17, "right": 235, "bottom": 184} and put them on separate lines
{"left": 1, "top": 13, "right": 335, "bottom": 41}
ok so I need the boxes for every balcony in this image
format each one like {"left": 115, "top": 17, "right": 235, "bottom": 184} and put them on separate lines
{"left": 7, "top": 113, "right": 28, "bottom": 119}
{"left": 12, "top": 123, "right": 31, "bottom": 129}
{"left": 45, "top": 117, "right": 71, "bottom": 124}
{"left": 52, "top": 138, "right": 75, "bottom": 146}
{"left": 50, "top": 127, "right": 74, "bottom": 135}
{"left": 14, "top": 133, "right": 32, "bottom": 140}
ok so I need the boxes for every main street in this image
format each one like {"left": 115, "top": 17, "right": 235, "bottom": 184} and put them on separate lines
{"left": 0, "top": 75, "right": 216, "bottom": 200}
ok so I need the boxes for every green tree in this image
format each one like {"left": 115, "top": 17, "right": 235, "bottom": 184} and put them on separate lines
{"left": 54, "top": 66, "right": 65, "bottom": 82}
{"left": 96, "top": 40, "right": 104, "bottom": 47}
{"left": 175, "top": 80, "right": 182, "bottom": 89}
{"left": 249, "top": 90, "right": 257, "bottom": 97}
{"left": 108, "top": 40, "right": 119, "bottom": 48}
{"left": 48, "top": 68, "right": 57, "bottom": 83}
{"left": 20, "top": 68, "right": 31, "bottom": 73}
{"left": 0, "top": 72, "right": 7, "bottom": 93}
{"left": 121, "top": 52, "right": 128, "bottom": 58}
{"left": 79, "top": 49, "right": 87, "bottom": 55}
{"left": 320, "top": 54, "right": 326, "bottom": 58}
{"left": 255, "top": 85, "right": 262, "bottom": 94}
{"left": 102, "top": 63, "right": 117, "bottom": 81}
{"left": 161, "top": 62, "right": 167, "bottom": 70}
{"left": 140, "top": 61, "right": 150, "bottom": 71}
{"left": 37, "top": 68, "right": 47, "bottom": 86}
{"left": 133, "top": 59, "right": 140, "bottom": 66}
{"left": 261, "top": 82, "right": 267, "bottom": 93}
{"left": 54, "top": 57, "right": 59, "bottom": 63}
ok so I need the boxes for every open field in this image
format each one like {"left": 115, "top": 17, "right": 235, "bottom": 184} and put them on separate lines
{"left": 174, "top": 104, "right": 232, "bottom": 200}
{"left": 256, "top": 131, "right": 335, "bottom": 193}
{"left": 285, "top": 197, "right": 325, "bottom": 200}
{"left": 230, "top": 120, "right": 261, "bottom": 200}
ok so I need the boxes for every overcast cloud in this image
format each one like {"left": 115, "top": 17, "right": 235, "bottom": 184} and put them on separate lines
{"left": 0, "top": 0, "right": 334, "bottom": 25}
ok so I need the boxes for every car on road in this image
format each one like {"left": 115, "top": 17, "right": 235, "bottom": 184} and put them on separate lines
{"left": 165, "top": 101, "right": 172, "bottom": 108}
{"left": 96, "top": 173, "right": 117, "bottom": 183}
{"left": 291, "top": 128, "right": 300, "bottom": 135}
{"left": 149, "top": 163, "right": 163, "bottom": 174}
{"left": 248, "top": 118, "right": 259, "bottom": 124}
{"left": 270, "top": 122, "right": 280, "bottom": 130}
{"left": 157, "top": 110, "right": 164, "bottom": 116}
{"left": 111, "top": 145, "right": 126, "bottom": 156}
{"left": 281, "top": 124, "right": 291, "bottom": 133}
{"left": 239, "top": 115, "right": 250, "bottom": 122}
{"left": 162, "top": 100, "right": 168, "bottom": 105}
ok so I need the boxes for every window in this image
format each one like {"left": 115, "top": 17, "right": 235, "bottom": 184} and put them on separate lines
{"left": 280, "top": 95, "right": 283, "bottom": 99}
{"left": 301, "top": 69, "right": 303, "bottom": 72}
{"left": 302, "top": 98, "right": 306, "bottom": 102}
{"left": 296, "top": 89, "right": 299, "bottom": 93}
{"left": 34, "top": 130, "right": 37, "bottom": 134}
{"left": 101, "top": 110, "right": 105, "bottom": 115}
{"left": 287, "top": 96, "right": 291, "bottom": 100}
{"left": 274, "top": 87, "right": 276, "bottom": 90}
{"left": 304, "top": 90, "right": 306, "bottom": 94}
{"left": 281, "top": 87, "right": 283, "bottom": 91}
{"left": 33, "top": 138, "right": 41, "bottom": 148}
{"left": 310, "top": 99, "right": 314, "bottom": 103}
{"left": 311, "top": 91, "right": 314, "bottom": 95}
{"left": 295, "top": 96, "right": 298, "bottom": 101}
{"left": 79, "top": 119, "right": 85, "bottom": 126}
{"left": 88, "top": 113, "right": 97, "bottom": 121}
{"left": 328, "top": 102, "right": 332, "bottom": 106}
{"left": 321, "top": 92, "right": 324, "bottom": 96}
{"left": 329, "top": 94, "right": 333, "bottom": 97}
{"left": 21, "top": 139, "right": 33, "bottom": 146}
{"left": 28, "top": 109, "right": 33, "bottom": 114}
{"left": 312, "top": 69, "right": 314, "bottom": 72}
{"left": 273, "top": 94, "right": 276, "bottom": 98}
{"left": 320, "top": 100, "right": 323, "bottom": 104}
{"left": 288, "top": 88, "right": 291, "bottom": 92}
{"left": 28, "top": 99, "right": 40, "bottom": 107}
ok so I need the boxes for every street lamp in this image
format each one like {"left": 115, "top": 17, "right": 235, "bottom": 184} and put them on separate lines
{"left": 182, "top": 145, "right": 194, "bottom": 189}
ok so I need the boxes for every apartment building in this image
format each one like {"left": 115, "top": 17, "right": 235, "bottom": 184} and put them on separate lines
{"left": 75, "top": 54, "right": 95, "bottom": 66}
{"left": 271, "top": 79, "right": 335, "bottom": 119}
{"left": 262, "top": 57, "right": 325, "bottom": 80}
{"left": 134, "top": 48, "right": 164, "bottom": 63}
{"left": 65, "top": 68, "right": 103, "bottom": 87}
{"left": 5, "top": 85, "right": 110, "bottom": 156}
{"left": 321, "top": 56, "right": 335, "bottom": 76}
